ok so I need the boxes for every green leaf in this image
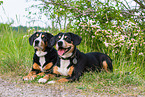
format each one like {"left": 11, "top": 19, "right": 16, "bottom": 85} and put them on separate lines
{"left": 0, "top": 1, "right": 3, "bottom": 5}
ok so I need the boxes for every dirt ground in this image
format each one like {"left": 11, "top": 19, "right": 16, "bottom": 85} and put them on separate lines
{"left": 0, "top": 76, "right": 144, "bottom": 97}
{"left": 0, "top": 76, "right": 99, "bottom": 97}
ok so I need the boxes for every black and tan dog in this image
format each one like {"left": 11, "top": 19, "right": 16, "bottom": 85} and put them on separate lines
{"left": 23, "top": 32, "right": 58, "bottom": 81}
{"left": 38, "top": 32, "right": 113, "bottom": 84}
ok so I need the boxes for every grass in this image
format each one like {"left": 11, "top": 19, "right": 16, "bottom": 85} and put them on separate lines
{"left": 0, "top": 24, "right": 145, "bottom": 96}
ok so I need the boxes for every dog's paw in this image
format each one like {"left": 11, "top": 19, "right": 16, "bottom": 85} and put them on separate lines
{"left": 38, "top": 78, "right": 47, "bottom": 83}
{"left": 47, "top": 81, "right": 56, "bottom": 84}
{"left": 23, "top": 76, "right": 34, "bottom": 81}
{"left": 23, "top": 77, "right": 29, "bottom": 81}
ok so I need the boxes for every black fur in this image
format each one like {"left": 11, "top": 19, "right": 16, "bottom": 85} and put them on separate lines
{"left": 23, "top": 32, "right": 58, "bottom": 81}
{"left": 50, "top": 32, "right": 113, "bottom": 82}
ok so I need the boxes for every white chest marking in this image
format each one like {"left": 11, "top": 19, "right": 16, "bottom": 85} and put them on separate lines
{"left": 36, "top": 51, "right": 47, "bottom": 57}
{"left": 39, "top": 57, "right": 45, "bottom": 66}
{"left": 57, "top": 59, "right": 70, "bottom": 76}
{"left": 36, "top": 51, "right": 47, "bottom": 71}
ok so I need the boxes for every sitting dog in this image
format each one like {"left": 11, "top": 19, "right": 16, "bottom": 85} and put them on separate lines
{"left": 23, "top": 32, "right": 58, "bottom": 81}
{"left": 38, "top": 32, "right": 113, "bottom": 84}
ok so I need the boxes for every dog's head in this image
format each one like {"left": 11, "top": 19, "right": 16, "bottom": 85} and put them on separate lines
{"left": 29, "top": 32, "right": 53, "bottom": 50}
{"left": 49, "top": 32, "right": 82, "bottom": 56}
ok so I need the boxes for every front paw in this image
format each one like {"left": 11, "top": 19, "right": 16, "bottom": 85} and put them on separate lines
{"left": 38, "top": 78, "right": 47, "bottom": 83}
{"left": 23, "top": 76, "right": 35, "bottom": 81}
{"left": 47, "top": 81, "right": 56, "bottom": 84}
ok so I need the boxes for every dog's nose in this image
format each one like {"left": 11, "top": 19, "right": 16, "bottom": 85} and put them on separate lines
{"left": 35, "top": 40, "right": 39, "bottom": 46}
{"left": 58, "top": 41, "right": 63, "bottom": 47}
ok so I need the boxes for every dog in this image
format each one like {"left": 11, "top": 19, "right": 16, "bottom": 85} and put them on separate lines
{"left": 23, "top": 32, "right": 58, "bottom": 81}
{"left": 38, "top": 32, "right": 113, "bottom": 84}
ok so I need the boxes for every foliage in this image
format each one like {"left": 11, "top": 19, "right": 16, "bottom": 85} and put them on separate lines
{"left": 0, "top": 23, "right": 33, "bottom": 74}
{"left": 27, "top": 0, "right": 145, "bottom": 63}
{"left": 0, "top": 1, "right": 3, "bottom": 5}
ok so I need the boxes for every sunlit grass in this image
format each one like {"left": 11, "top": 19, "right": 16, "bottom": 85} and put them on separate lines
{"left": 0, "top": 25, "right": 33, "bottom": 75}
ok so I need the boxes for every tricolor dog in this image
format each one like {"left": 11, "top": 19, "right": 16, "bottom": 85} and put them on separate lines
{"left": 23, "top": 32, "right": 58, "bottom": 81}
{"left": 38, "top": 32, "right": 113, "bottom": 84}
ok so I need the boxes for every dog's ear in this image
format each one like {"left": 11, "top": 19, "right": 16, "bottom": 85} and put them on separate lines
{"left": 29, "top": 33, "right": 36, "bottom": 46}
{"left": 45, "top": 33, "right": 54, "bottom": 47}
{"left": 68, "top": 32, "right": 82, "bottom": 45}
{"left": 49, "top": 32, "right": 63, "bottom": 47}
{"left": 49, "top": 36, "right": 56, "bottom": 47}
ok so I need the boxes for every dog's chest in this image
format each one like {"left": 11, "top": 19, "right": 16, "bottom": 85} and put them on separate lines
{"left": 57, "top": 59, "right": 70, "bottom": 76}
{"left": 36, "top": 51, "right": 47, "bottom": 71}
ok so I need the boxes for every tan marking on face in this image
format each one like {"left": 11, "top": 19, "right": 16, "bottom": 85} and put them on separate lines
{"left": 64, "top": 36, "right": 67, "bottom": 38}
{"left": 40, "top": 40, "right": 47, "bottom": 51}
{"left": 68, "top": 66, "right": 74, "bottom": 76}
{"left": 42, "top": 35, "right": 45, "bottom": 38}
{"left": 103, "top": 61, "right": 108, "bottom": 73}
{"left": 57, "top": 78, "right": 69, "bottom": 83}
{"left": 64, "top": 41, "right": 75, "bottom": 53}
{"left": 36, "top": 34, "right": 39, "bottom": 37}
{"left": 33, "top": 63, "right": 41, "bottom": 70}
{"left": 58, "top": 35, "right": 61, "bottom": 38}
{"left": 44, "top": 62, "right": 53, "bottom": 70}
{"left": 53, "top": 66, "right": 60, "bottom": 75}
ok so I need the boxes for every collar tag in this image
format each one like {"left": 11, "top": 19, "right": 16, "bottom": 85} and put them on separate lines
{"left": 73, "top": 58, "right": 77, "bottom": 64}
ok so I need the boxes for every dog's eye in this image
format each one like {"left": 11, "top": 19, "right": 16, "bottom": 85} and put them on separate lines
{"left": 65, "top": 37, "right": 71, "bottom": 42}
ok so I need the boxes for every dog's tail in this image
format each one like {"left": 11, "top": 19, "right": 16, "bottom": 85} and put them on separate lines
{"left": 102, "top": 56, "right": 113, "bottom": 72}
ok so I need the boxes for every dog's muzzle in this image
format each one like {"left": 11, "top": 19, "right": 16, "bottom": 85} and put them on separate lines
{"left": 34, "top": 40, "right": 39, "bottom": 46}
{"left": 58, "top": 41, "right": 63, "bottom": 47}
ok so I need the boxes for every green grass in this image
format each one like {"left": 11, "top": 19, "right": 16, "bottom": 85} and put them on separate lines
{"left": 0, "top": 26, "right": 33, "bottom": 75}
{"left": 0, "top": 24, "right": 145, "bottom": 96}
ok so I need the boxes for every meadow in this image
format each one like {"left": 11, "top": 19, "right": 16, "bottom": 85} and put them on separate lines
{"left": 0, "top": 23, "right": 145, "bottom": 96}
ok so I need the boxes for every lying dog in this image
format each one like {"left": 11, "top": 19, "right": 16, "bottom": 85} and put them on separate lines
{"left": 23, "top": 32, "right": 58, "bottom": 81}
{"left": 38, "top": 32, "right": 113, "bottom": 84}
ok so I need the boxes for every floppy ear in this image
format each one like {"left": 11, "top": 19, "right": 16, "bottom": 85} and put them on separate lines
{"left": 45, "top": 33, "right": 54, "bottom": 47}
{"left": 49, "top": 32, "right": 63, "bottom": 47}
{"left": 49, "top": 36, "right": 56, "bottom": 47}
{"left": 48, "top": 34, "right": 58, "bottom": 47}
{"left": 68, "top": 32, "right": 82, "bottom": 45}
{"left": 29, "top": 33, "right": 36, "bottom": 46}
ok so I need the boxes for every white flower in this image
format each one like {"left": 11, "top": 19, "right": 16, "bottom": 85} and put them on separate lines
{"left": 138, "top": 52, "right": 144, "bottom": 56}
{"left": 92, "top": 36, "right": 95, "bottom": 38}
{"left": 104, "top": 41, "right": 109, "bottom": 47}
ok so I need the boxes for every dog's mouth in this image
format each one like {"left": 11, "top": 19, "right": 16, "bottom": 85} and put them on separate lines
{"left": 34, "top": 44, "right": 45, "bottom": 51}
{"left": 58, "top": 47, "right": 71, "bottom": 56}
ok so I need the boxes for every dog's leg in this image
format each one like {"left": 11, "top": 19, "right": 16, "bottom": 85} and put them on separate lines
{"left": 103, "top": 61, "right": 109, "bottom": 72}
{"left": 47, "top": 66, "right": 74, "bottom": 84}
{"left": 68, "top": 66, "right": 74, "bottom": 76}
{"left": 44, "top": 62, "right": 53, "bottom": 70}
{"left": 38, "top": 74, "right": 55, "bottom": 83}
{"left": 23, "top": 71, "right": 37, "bottom": 81}
{"left": 38, "top": 66, "right": 60, "bottom": 83}
{"left": 47, "top": 78, "right": 69, "bottom": 84}
{"left": 23, "top": 62, "right": 42, "bottom": 81}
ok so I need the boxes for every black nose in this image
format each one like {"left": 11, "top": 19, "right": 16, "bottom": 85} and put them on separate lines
{"left": 58, "top": 41, "right": 63, "bottom": 47}
{"left": 35, "top": 40, "right": 39, "bottom": 46}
